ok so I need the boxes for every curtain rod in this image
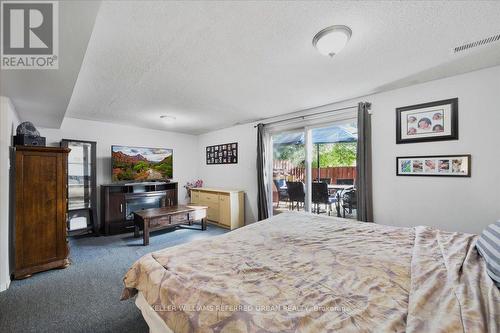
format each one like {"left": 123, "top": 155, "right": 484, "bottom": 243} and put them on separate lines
{"left": 254, "top": 105, "right": 363, "bottom": 128}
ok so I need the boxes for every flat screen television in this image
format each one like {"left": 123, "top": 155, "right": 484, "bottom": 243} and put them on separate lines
{"left": 111, "top": 145, "right": 173, "bottom": 182}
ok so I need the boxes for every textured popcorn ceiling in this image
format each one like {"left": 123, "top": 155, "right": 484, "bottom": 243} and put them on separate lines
{"left": 5, "top": 1, "right": 500, "bottom": 133}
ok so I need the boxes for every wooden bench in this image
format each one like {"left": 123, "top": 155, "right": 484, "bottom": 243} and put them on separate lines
{"left": 133, "top": 205, "right": 207, "bottom": 245}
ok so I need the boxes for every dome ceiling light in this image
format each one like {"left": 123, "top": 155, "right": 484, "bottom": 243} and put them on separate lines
{"left": 312, "top": 25, "right": 352, "bottom": 57}
{"left": 160, "top": 115, "right": 176, "bottom": 122}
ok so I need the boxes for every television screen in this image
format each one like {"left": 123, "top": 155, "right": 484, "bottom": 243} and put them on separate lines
{"left": 112, "top": 145, "right": 173, "bottom": 182}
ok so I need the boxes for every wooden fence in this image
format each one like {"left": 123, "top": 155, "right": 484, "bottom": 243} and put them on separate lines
{"left": 273, "top": 160, "right": 356, "bottom": 184}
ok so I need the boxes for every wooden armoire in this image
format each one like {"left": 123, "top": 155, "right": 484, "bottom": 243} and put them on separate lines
{"left": 13, "top": 146, "right": 70, "bottom": 279}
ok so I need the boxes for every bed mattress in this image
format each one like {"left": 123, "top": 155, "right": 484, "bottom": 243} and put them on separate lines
{"left": 122, "top": 212, "right": 499, "bottom": 332}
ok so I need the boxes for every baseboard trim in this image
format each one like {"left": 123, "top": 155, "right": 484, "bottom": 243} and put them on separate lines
{"left": 0, "top": 279, "right": 10, "bottom": 292}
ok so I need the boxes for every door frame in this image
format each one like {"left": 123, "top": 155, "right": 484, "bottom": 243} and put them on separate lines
{"left": 268, "top": 116, "right": 357, "bottom": 217}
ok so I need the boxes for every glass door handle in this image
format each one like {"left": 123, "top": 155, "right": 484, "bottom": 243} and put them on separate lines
{"left": 120, "top": 204, "right": 123, "bottom": 213}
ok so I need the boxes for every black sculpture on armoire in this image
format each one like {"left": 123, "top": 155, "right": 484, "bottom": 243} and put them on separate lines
{"left": 60, "top": 139, "right": 98, "bottom": 235}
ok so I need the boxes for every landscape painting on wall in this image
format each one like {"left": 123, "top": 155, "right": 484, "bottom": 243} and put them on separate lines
{"left": 112, "top": 145, "right": 173, "bottom": 182}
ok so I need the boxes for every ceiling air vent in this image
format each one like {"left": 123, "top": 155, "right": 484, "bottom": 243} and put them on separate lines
{"left": 453, "top": 34, "right": 500, "bottom": 53}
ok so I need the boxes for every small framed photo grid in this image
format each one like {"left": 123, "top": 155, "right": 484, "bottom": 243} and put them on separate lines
{"left": 396, "top": 98, "right": 458, "bottom": 144}
{"left": 396, "top": 154, "right": 471, "bottom": 177}
{"left": 206, "top": 142, "right": 238, "bottom": 165}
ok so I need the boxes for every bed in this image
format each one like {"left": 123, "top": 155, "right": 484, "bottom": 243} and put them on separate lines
{"left": 122, "top": 212, "right": 499, "bottom": 333}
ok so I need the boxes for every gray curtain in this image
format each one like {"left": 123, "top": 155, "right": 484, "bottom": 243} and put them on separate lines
{"left": 256, "top": 123, "right": 269, "bottom": 221}
{"left": 356, "top": 102, "right": 374, "bottom": 222}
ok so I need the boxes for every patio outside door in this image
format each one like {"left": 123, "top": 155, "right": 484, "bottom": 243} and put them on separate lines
{"left": 270, "top": 119, "right": 357, "bottom": 219}
{"left": 271, "top": 129, "right": 308, "bottom": 214}
{"left": 310, "top": 121, "right": 357, "bottom": 218}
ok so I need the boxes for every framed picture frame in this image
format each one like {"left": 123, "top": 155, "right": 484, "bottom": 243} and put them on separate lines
{"left": 206, "top": 142, "right": 238, "bottom": 165}
{"left": 396, "top": 154, "right": 471, "bottom": 177}
{"left": 396, "top": 98, "right": 458, "bottom": 144}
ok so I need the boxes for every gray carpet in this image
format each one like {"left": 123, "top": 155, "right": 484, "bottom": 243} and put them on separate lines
{"left": 0, "top": 224, "right": 227, "bottom": 333}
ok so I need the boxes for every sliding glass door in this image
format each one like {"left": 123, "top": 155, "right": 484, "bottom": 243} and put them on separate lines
{"left": 271, "top": 129, "right": 308, "bottom": 215}
{"left": 310, "top": 121, "right": 357, "bottom": 218}
{"left": 270, "top": 119, "right": 357, "bottom": 219}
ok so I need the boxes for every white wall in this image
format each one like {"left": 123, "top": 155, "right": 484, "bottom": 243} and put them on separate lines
{"left": 370, "top": 66, "right": 500, "bottom": 234}
{"left": 40, "top": 117, "right": 199, "bottom": 210}
{"left": 0, "top": 97, "right": 20, "bottom": 292}
{"left": 197, "top": 65, "right": 500, "bottom": 234}
{"left": 197, "top": 124, "right": 258, "bottom": 223}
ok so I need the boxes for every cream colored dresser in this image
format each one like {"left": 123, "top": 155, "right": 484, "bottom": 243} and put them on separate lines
{"left": 190, "top": 188, "right": 244, "bottom": 230}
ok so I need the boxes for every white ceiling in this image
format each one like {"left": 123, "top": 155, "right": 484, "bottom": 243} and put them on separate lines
{"left": 4, "top": 1, "right": 500, "bottom": 134}
{"left": 0, "top": 1, "right": 101, "bottom": 127}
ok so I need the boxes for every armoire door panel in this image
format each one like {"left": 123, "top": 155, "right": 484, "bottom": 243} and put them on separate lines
{"left": 14, "top": 146, "right": 70, "bottom": 278}
{"left": 22, "top": 154, "right": 59, "bottom": 266}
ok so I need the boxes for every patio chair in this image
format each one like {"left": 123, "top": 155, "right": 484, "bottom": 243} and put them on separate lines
{"left": 273, "top": 179, "right": 289, "bottom": 208}
{"left": 341, "top": 188, "right": 357, "bottom": 218}
{"left": 286, "top": 181, "right": 305, "bottom": 211}
{"left": 312, "top": 182, "right": 336, "bottom": 215}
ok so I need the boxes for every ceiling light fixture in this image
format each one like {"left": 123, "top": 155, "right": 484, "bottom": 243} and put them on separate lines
{"left": 160, "top": 115, "right": 176, "bottom": 122}
{"left": 312, "top": 25, "right": 352, "bottom": 57}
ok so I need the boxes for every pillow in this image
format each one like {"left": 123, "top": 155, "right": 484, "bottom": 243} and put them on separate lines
{"left": 476, "top": 220, "right": 500, "bottom": 287}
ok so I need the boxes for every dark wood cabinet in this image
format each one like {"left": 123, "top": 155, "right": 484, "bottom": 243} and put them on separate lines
{"left": 107, "top": 192, "right": 126, "bottom": 222}
{"left": 101, "top": 182, "right": 178, "bottom": 235}
{"left": 13, "top": 146, "right": 71, "bottom": 279}
{"left": 165, "top": 189, "right": 177, "bottom": 206}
